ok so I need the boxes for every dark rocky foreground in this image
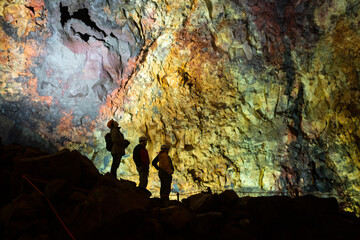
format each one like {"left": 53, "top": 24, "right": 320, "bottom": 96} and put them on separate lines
{"left": 0, "top": 142, "right": 359, "bottom": 240}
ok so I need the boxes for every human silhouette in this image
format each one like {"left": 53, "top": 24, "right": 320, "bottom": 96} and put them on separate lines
{"left": 107, "top": 119, "right": 126, "bottom": 178}
{"left": 152, "top": 144, "right": 174, "bottom": 200}
{"left": 133, "top": 136, "right": 150, "bottom": 189}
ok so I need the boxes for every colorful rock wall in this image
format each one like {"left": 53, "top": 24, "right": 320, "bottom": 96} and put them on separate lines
{"left": 1, "top": 0, "right": 359, "bottom": 214}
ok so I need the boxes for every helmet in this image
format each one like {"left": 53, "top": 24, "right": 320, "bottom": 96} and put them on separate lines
{"left": 107, "top": 119, "right": 119, "bottom": 128}
{"left": 139, "top": 136, "right": 148, "bottom": 142}
{"left": 107, "top": 119, "right": 114, "bottom": 128}
{"left": 161, "top": 144, "right": 169, "bottom": 150}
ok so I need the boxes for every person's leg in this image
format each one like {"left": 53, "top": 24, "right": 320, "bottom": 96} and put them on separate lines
{"left": 159, "top": 170, "right": 172, "bottom": 200}
{"left": 137, "top": 166, "right": 141, "bottom": 186}
{"left": 138, "top": 165, "right": 149, "bottom": 189}
{"left": 163, "top": 173, "right": 172, "bottom": 200}
{"left": 159, "top": 171, "right": 165, "bottom": 198}
{"left": 110, "top": 154, "right": 121, "bottom": 177}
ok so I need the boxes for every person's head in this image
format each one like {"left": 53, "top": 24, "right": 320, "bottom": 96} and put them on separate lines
{"left": 139, "top": 136, "right": 148, "bottom": 145}
{"left": 161, "top": 144, "right": 170, "bottom": 152}
{"left": 107, "top": 119, "right": 119, "bottom": 128}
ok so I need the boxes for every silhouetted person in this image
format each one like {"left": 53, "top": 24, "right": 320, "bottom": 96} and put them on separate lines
{"left": 107, "top": 119, "right": 126, "bottom": 178}
{"left": 133, "top": 136, "right": 150, "bottom": 189}
{"left": 152, "top": 145, "right": 174, "bottom": 200}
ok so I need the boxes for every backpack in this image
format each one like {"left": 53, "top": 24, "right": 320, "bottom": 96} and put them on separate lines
{"left": 123, "top": 139, "right": 130, "bottom": 148}
{"left": 105, "top": 132, "right": 112, "bottom": 151}
{"left": 133, "top": 144, "right": 142, "bottom": 167}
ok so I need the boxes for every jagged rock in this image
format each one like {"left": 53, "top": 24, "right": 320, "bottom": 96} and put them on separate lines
{"left": 64, "top": 184, "right": 149, "bottom": 238}
{"left": 159, "top": 205, "right": 193, "bottom": 232}
{"left": 0, "top": 193, "right": 50, "bottom": 240}
{"left": 220, "top": 223, "right": 254, "bottom": 240}
{"left": 182, "top": 192, "right": 214, "bottom": 212}
{"left": 246, "top": 195, "right": 351, "bottom": 239}
{"left": 0, "top": 144, "right": 360, "bottom": 240}
{"left": 10, "top": 149, "right": 101, "bottom": 198}
{"left": 45, "top": 179, "right": 73, "bottom": 201}
{"left": 187, "top": 212, "right": 225, "bottom": 239}
{"left": 218, "top": 189, "right": 240, "bottom": 204}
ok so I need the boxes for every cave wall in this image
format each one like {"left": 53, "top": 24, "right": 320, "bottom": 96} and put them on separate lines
{"left": 1, "top": 0, "right": 359, "bottom": 214}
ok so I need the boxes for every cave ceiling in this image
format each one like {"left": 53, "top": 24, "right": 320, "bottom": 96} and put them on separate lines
{"left": 1, "top": 0, "right": 360, "bottom": 214}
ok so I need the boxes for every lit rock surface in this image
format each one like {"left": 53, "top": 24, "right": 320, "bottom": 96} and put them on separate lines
{"left": 0, "top": 0, "right": 360, "bottom": 214}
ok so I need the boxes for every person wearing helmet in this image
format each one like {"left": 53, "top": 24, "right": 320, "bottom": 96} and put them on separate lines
{"left": 107, "top": 119, "right": 126, "bottom": 178}
{"left": 133, "top": 136, "right": 150, "bottom": 189}
{"left": 152, "top": 144, "right": 174, "bottom": 200}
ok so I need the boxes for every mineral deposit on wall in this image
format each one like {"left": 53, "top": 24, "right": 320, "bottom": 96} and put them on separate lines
{"left": 1, "top": 0, "right": 359, "bottom": 214}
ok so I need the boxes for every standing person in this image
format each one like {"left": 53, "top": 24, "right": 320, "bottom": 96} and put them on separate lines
{"left": 133, "top": 136, "right": 150, "bottom": 190}
{"left": 152, "top": 145, "right": 174, "bottom": 200}
{"left": 107, "top": 119, "right": 126, "bottom": 178}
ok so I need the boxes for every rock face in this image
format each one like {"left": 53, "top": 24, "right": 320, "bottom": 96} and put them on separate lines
{"left": 1, "top": 143, "right": 359, "bottom": 240}
{"left": 0, "top": 0, "right": 360, "bottom": 214}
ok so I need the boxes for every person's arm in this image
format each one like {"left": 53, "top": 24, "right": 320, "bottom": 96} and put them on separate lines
{"left": 169, "top": 156, "right": 174, "bottom": 172}
{"left": 152, "top": 155, "right": 159, "bottom": 170}
{"left": 133, "top": 145, "right": 140, "bottom": 166}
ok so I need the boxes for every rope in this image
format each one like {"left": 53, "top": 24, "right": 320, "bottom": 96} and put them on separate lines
{"left": 27, "top": 173, "right": 358, "bottom": 198}
{"left": 22, "top": 175, "right": 76, "bottom": 240}
{"left": 165, "top": 188, "right": 360, "bottom": 198}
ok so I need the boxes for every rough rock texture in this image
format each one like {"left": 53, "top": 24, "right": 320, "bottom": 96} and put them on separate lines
{"left": 1, "top": 143, "right": 359, "bottom": 240}
{"left": 1, "top": 0, "right": 360, "bottom": 214}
